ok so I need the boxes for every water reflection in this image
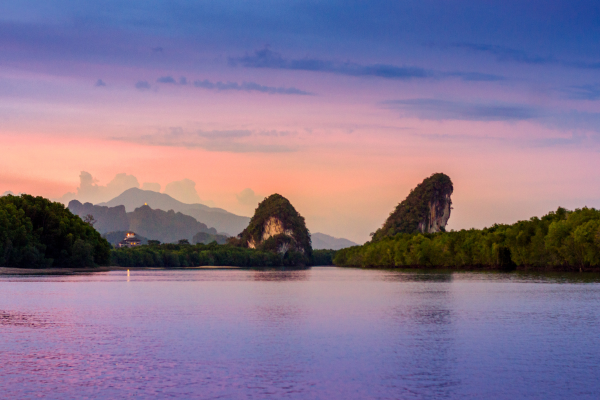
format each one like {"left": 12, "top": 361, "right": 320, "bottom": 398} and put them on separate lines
{"left": 386, "top": 281, "right": 459, "bottom": 398}
{"left": 252, "top": 269, "right": 310, "bottom": 282}
{"left": 0, "top": 310, "right": 54, "bottom": 328}
{"left": 380, "top": 270, "right": 453, "bottom": 283}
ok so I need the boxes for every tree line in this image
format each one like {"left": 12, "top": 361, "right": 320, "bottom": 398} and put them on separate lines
{"left": 334, "top": 207, "right": 600, "bottom": 271}
{"left": 110, "top": 242, "right": 335, "bottom": 268}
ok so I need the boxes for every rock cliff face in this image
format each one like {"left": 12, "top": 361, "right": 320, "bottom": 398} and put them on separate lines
{"left": 236, "top": 194, "right": 312, "bottom": 262}
{"left": 372, "top": 173, "right": 453, "bottom": 241}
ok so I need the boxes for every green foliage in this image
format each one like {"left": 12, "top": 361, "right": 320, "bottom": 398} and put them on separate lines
{"left": 111, "top": 242, "right": 336, "bottom": 268}
{"left": 110, "top": 242, "right": 285, "bottom": 268}
{"left": 312, "top": 249, "right": 337, "bottom": 265}
{"left": 0, "top": 194, "right": 110, "bottom": 268}
{"left": 372, "top": 173, "right": 453, "bottom": 241}
{"left": 335, "top": 207, "right": 600, "bottom": 271}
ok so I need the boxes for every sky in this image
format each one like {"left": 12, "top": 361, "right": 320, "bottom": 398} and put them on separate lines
{"left": 1, "top": 0, "right": 600, "bottom": 243}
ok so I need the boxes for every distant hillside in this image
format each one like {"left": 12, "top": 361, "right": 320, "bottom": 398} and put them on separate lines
{"left": 68, "top": 201, "right": 129, "bottom": 234}
{"left": 192, "top": 231, "right": 228, "bottom": 245}
{"left": 128, "top": 205, "right": 217, "bottom": 244}
{"left": 69, "top": 202, "right": 220, "bottom": 244}
{"left": 311, "top": 233, "right": 358, "bottom": 250}
{"left": 98, "top": 188, "right": 250, "bottom": 236}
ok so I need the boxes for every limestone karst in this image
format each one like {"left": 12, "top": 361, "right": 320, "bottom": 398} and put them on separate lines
{"left": 233, "top": 193, "right": 312, "bottom": 264}
{"left": 372, "top": 173, "right": 453, "bottom": 241}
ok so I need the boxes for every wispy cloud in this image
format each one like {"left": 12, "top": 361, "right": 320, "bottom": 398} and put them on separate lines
{"left": 112, "top": 128, "right": 297, "bottom": 153}
{"left": 192, "top": 79, "right": 313, "bottom": 95}
{"left": 443, "top": 42, "right": 600, "bottom": 70}
{"left": 135, "top": 80, "right": 151, "bottom": 90}
{"left": 229, "top": 47, "right": 504, "bottom": 82}
{"left": 561, "top": 84, "right": 600, "bottom": 101}
{"left": 157, "top": 76, "right": 177, "bottom": 84}
{"left": 95, "top": 79, "right": 106, "bottom": 87}
{"left": 383, "top": 99, "right": 538, "bottom": 121}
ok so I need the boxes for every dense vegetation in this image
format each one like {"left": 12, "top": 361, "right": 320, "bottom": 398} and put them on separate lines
{"left": 335, "top": 207, "right": 600, "bottom": 271}
{"left": 230, "top": 194, "right": 312, "bottom": 265}
{"left": 0, "top": 194, "right": 110, "bottom": 268}
{"left": 372, "top": 173, "right": 453, "bottom": 241}
{"left": 110, "top": 243, "right": 335, "bottom": 268}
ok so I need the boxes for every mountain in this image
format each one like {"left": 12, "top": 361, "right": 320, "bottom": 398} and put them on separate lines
{"left": 68, "top": 200, "right": 129, "bottom": 234}
{"left": 311, "top": 233, "right": 358, "bottom": 250}
{"left": 372, "top": 173, "right": 453, "bottom": 241}
{"left": 98, "top": 188, "right": 250, "bottom": 236}
{"left": 68, "top": 201, "right": 220, "bottom": 244}
{"left": 128, "top": 205, "right": 217, "bottom": 244}
{"left": 233, "top": 194, "right": 312, "bottom": 265}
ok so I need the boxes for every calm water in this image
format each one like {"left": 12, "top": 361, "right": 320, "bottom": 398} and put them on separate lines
{"left": 1, "top": 267, "right": 599, "bottom": 399}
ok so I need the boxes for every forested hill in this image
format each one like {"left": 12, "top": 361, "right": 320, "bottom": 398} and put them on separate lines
{"left": 372, "top": 173, "right": 453, "bottom": 241}
{"left": 232, "top": 194, "right": 312, "bottom": 266}
{"left": 0, "top": 194, "right": 110, "bottom": 268}
{"left": 335, "top": 207, "right": 600, "bottom": 271}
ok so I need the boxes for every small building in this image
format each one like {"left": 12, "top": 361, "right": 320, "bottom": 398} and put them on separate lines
{"left": 117, "top": 232, "right": 142, "bottom": 248}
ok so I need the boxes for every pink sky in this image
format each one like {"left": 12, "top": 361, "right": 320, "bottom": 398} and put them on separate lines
{"left": 2, "top": 2, "right": 600, "bottom": 243}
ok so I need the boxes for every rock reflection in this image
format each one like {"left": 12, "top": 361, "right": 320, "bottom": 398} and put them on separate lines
{"left": 252, "top": 269, "right": 310, "bottom": 282}
{"left": 381, "top": 270, "right": 453, "bottom": 283}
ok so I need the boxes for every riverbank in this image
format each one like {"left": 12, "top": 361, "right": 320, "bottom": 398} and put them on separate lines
{"left": 339, "top": 264, "right": 600, "bottom": 273}
{"left": 0, "top": 265, "right": 245, "bottom": 275}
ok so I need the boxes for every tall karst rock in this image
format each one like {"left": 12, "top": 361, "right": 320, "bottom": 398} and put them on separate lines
{"left": 372, "top": 173, "right": 453, "bottom": 241}
{"left": 235, "top": 194, "right": 312, "bottom": 264}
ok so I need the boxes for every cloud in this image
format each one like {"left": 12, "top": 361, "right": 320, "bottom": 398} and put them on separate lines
{"left": 95, "top": 79, "right": 106, "bottom": 87}
{"left": 164, "top": 178, "right": 202, "bottom": 204}
{"left": 179, "top": 76, "right": 187, "bottom": 85}
{"left": 59, "top": 171, "right": 140, "bottom": 204}
{"left": 112, "top": 128, "right": 297, "bottom": 153}
{"left": 236, "top": 188, "right": 264, "bottom": 206}
{"left": 193, "top": 79, "right": 313, "bottom": 95}
{"left": 135, "top": 80, "right": 151, "bottom": 90}
{"left": 229, "top": 47, "right": 504, "bottom": 82}
{"left": 562, "top": 84, "right": 600, "bottom": 101}
{"left": 157, "top": 76, "right": 177, "bottom": 84}
{"left": 142, "top": 182, "right": 161, "bottom": 192}
{"left": 152, "top": 47, "right": 164, "bottom": 53}
{"left": 445, "top": 42, "right": 600, "bottom": 70}
{"left": 383, "top": 99, "right": 539, "bottom": 121}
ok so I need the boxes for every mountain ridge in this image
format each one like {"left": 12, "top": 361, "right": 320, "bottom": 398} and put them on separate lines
{"left": 98, "top": 188, "right": 250, "bottom": 236}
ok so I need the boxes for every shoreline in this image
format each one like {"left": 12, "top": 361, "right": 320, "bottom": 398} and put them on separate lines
{"left": 0, "top": 266, "right": 245, "bottom": 275}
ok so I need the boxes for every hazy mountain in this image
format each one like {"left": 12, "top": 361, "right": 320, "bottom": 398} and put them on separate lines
{"left": 68, "top": 201, "right": 129, "bottom": 234}
{"left": 311, "top": 233, "right": 358, "bottom": 250}
{"left": 69, "top": 201, "right": 220, "bottom": 244}
{"left": 128, "top": 205, "right": 217, "bottom": 243}
{"left": 98, "top": 188, "right": 250, "bottom": 236}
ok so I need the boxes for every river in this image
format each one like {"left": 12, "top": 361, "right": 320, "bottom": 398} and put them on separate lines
{"left": 1, "top": 267, "right": 599, "bottom": 399}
